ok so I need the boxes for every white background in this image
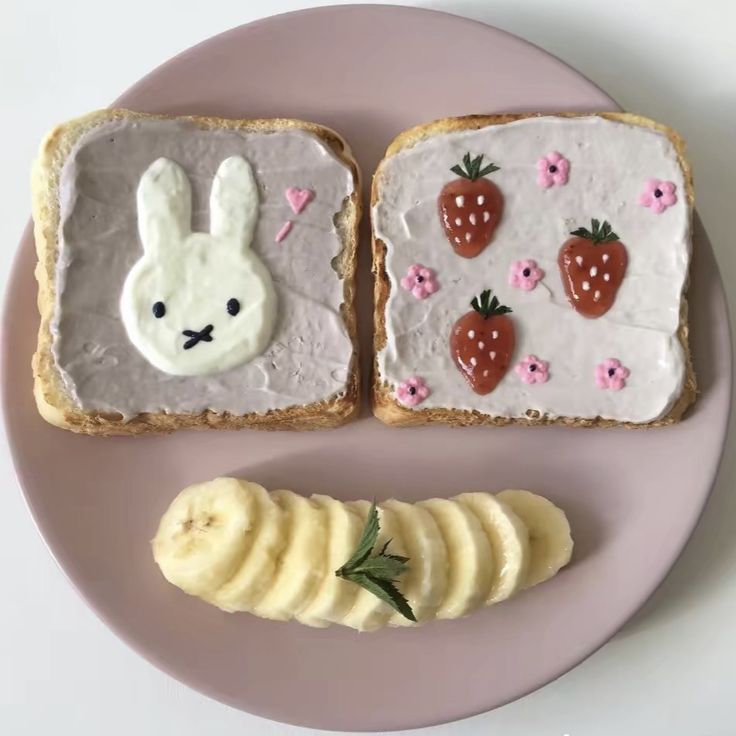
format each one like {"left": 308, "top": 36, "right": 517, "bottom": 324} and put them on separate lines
{"left": 1, "top": 1, "right": 734, "bottom": 734}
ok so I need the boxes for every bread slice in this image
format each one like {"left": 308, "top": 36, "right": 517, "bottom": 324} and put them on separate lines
{"left": 371, "top": 112, "right": 696, "bottom": 428}
{"left": 32, "top": 109, "right": 361, "bottom": 434}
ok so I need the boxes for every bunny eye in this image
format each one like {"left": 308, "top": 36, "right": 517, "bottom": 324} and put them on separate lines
{"left": 227, "top": 298, "right": 240, "bottom": 316}
{"left": 152, "top": 301, "right": 166, "bottom": 319}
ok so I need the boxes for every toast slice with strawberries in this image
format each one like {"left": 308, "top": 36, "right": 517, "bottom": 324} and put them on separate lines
{"left": 371, "top": 112, "right": 696, "bottom": 428}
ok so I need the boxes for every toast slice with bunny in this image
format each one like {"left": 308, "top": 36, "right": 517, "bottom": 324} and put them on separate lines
{"left": 32, "top": 109, "right": 360, "bottom": 434}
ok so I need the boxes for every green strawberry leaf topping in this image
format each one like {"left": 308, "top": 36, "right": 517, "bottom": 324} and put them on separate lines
{"left": 570, "top": 218, "right": 619, "bottom": 244}
{"left": 470, "top": 289, "right": 512, "bottom": 319}
{"left": 335, "top": 502, "right": 416, "bottom": 622}
{"left": 451, "top": 152, "right": 500, "bottom": 180}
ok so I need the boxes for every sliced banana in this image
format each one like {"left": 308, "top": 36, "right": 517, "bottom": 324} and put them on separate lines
{"left": 153, "top": 480, "right": 573, "bottom": 631}
{"left": 212, "top": 482, "right": 287, "bottom": 613}
{"left": 297, "top": 495, "right": 364, "bottom": 628}
{"left": 455, "top": 492, "right": 530, "bottom": 603}
{"left": 419, "top": 498, "right": 493, "bottom": 619}
{"left": 152, "top": 477, "right": 257, "bottom": 599}
{"left": 252, "top": 490, "right": 328, "bottom": 621}
{"left": 496, "top": 490, "right": 573, "bottom": 588}
{"left": 341, "top": 501, "right": 407, "bottom": 632}
{"left": 383, "top": 499, "right": 448, "bottom": 625}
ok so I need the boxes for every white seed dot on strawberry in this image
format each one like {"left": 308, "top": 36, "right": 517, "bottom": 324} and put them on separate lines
{"left": 477, "top": 195, "right": 485, "bottom": 205}
{"left": 469, "top": 212, "right": 477, "bottom": 225}
{"left": 483, "top": 369, "right": 489, "bottom": 377}
{"left": 455, "top": 195, "right": 465, "bottom": 208}
{"left": 490, "top": 351, "right": 496, "bottom": 360}
{"left": 590, "top": 266, "right": 598, "bottom": 277}
{"left": 594, "top": 290, "right": 601, "bottom": 301}
{"left": 491, "top": 330, "right": 498, "bottom": 339}
{"left": 465, "top": 232, "right": 472, "bottom": 242}
{"left": 478, "top": 341, "right": 485, "bottom": 349}
{"left": 454, "top": 217, "right": 462, "bottom": 226}
{"left": 470, "top": 357, "right": 478, "bottom": 366}
{"left": 482, "top": 211, "right": 490, "bottom": 223}
{"left": 603, "top": 272, "right": 611, "bottom": 281}
{"left": 575, "top": 255, "right": 584, "bottom": 266}
{"left": 602, "top": 253, "right": 610, "bottom": 263}
{"left": 468, "top": 330, "right": 475, "bottom": 338}
{"left": 582, "top": 281, "right": 591, "bottom": 291}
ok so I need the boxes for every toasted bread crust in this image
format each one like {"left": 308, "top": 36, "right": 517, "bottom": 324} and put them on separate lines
{"left": 32, "top": 109, "right": 362, "bottom": 435}
{"left": 371, "top": 112, "right": 696, "bottom": 428}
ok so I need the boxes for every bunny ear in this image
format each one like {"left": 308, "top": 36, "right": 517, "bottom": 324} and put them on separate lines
{"left": 209, "top": 156, "right": 259, "bottom": 245}
{"left": 136, "top": 158, "right": 192, "bottom": 254}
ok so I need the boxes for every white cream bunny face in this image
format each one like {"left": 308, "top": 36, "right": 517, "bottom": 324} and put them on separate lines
{"left": 120, "top": 156, "right": 277, "bottom": 376}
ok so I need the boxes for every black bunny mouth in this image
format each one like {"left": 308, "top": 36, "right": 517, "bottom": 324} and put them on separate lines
{"left": 182, "top": 324, "right": 214, "bottom": 350}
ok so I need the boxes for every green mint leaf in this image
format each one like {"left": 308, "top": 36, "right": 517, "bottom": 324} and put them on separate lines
{"left": 450, "top": 164, "right": 469, "bottom": 179}
{"left": 346, "top": 573, "right": 417, "bottom": 622}
{"left": 336, "top": 502, "right": 379, "bottom": 573}
{"left": 350, "top": 555, "right": 408, "bottom": 581}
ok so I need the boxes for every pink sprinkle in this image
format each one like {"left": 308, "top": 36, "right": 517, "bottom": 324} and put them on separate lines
{"left": 285, "top": 187, "right": 315, "bottom": 215}
{"left": 638, "top": 178, "right": 677, "bottom": 214}
{"left": 396, "top": 376, "right": 430, "bottom": 407}
{"left": 595, "top": 358, "right": 630, "bottom": 390}
{"left": 515, "top": 355, "right": 550, "bottom": 384}
{"left": 275, "top": 221, "right": 293, "bottom": 243}
{"left": 509, "top": 259, "right": 544, "bottom": 291}
{"left": 536, "top": 151, "right": 570, "bottom": 188}
{"left": 400, "top": 263, "right": 440, "bottom": 299}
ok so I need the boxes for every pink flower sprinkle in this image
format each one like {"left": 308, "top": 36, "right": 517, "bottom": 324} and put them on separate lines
{"left": 638, "top": 178, "right": 677, "bottom": 214}
{"left": 595, "top": 358, "right": 630, "bottom": 391}
{"left": 396, "top": 376, "right": 430, "bottom": 407}
{"left": 400, "top": 264, "right": 439, "bottom": 300}
{"left": 536, "top": 151, "right": 570, "bottom": 188}
{"left": 515, "top": 355, "right": 550, "bottom": 384}
{"left": 509, "top": 259, "right": 544, "bottom": 291}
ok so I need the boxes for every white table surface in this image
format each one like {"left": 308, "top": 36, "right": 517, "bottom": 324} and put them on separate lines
{"left": 2, "top": 1, "right": 734, "bottom": 733}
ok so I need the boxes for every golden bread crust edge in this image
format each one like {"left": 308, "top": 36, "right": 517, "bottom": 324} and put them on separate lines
{"left": 371, "top": 112, "right": 696, "bottom": 428}
{"left": 32, "top": 109, "right": 361, "bottom": 435}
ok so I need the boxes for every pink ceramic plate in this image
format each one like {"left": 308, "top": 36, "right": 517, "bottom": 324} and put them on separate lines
{"left": 2, "top": 6, "right": 731, "bottom": 731}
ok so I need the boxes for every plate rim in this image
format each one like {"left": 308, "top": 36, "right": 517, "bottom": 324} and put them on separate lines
{"left": 3, "top": 5, "right": 733, "bottom": 730}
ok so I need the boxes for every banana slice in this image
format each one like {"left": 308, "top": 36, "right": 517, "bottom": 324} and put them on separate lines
{"left": 455, "top": 492, "right": 530, "bottom": 603}
{"left": 152, "top": 477, "right": 257, "bottom": 599}
{"left": 296, "top": 495, "right": 364, "bottom": 628}
{"left": 212, "top": 482, "right": 287, "bottom": 613}
{"left": 419, "top": 498, "right": 493, "bottom": 619}
{"left": 496, "top": 490, "right": 573, "bottom": 588}
{"left": 383, "top": 499, "right": 448, "bottom": 625}
{"left": 252, "top": 490, "right": 328, "bottom": 621}
{"left": 341, "top": 501, "right": 407, "bottom": 632}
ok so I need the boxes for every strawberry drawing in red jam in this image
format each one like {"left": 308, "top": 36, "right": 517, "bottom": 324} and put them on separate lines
{"left": 450, "top": 289, "right": 515, "bottom": 395}
{"left": 558, "top": 219, "right": 628, "bottom": 318}
{"left": 438, "top": 154, "right": 503, "bottom": 258}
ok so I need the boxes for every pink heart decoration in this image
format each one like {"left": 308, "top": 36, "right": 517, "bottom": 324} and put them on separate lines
{"left": 285, "top": 187, "right": 314, "bottom": 214}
